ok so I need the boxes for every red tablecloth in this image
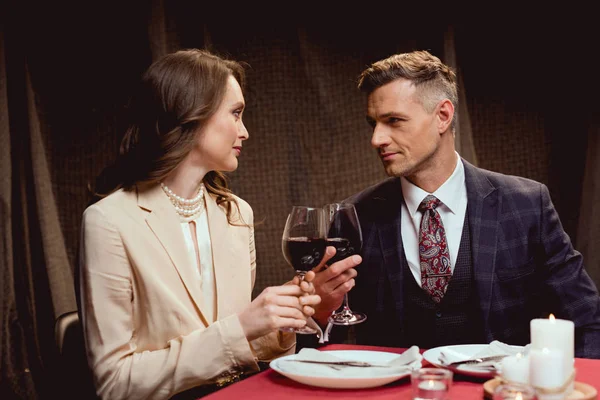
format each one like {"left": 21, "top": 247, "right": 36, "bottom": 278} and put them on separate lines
{"left": 204, "top": 344, "right": 599, "bottom": 399}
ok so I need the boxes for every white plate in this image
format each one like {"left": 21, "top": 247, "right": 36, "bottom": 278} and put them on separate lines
{"left": 423, "top": 344, "right": 525, "bottom": 378}
{"left": 269, "top": 350, "right": 416, "bottom": 389}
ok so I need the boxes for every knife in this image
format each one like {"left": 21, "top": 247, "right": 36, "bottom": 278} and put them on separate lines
{"left": 445, "top": 354, "right": 508, "bottom": 367}
{"left": 283, "top": 359, "right": 397, "bottom": 368}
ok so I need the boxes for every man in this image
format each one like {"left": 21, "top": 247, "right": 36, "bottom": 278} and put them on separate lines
{"left": 311, "top": 50, "right": 600, "bottom": 358}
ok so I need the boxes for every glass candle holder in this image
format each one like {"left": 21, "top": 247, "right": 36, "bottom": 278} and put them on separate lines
{"left": 411, "top": 368, "right": 453, "bottom": 400}
{"left": 493, "top": 381, "right": 536, "bottom": 400}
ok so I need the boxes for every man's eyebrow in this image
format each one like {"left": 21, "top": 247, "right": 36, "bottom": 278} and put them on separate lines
{"left": 378, "top": 111, "right": 404, "bottom": 119}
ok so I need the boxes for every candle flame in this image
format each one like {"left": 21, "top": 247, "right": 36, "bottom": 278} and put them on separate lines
{"left": 549, "top": 314, "right": 555, "bottom": 321}
{"left": 516, "top": 352, "right": 522, "bottom": 359}
{"left": 516, "top": 393, "right": 523, "bottom": 400}
{"left": 427, "top": 380, "right": 434, "bottom": 388}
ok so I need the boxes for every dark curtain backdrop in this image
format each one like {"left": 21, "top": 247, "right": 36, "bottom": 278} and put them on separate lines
{"left": 1, "top": 3, "right": 598, "bottom": 398}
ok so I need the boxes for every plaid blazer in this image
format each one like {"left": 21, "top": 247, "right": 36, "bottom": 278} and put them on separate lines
{"left": 345, "top": 159, "right": 600, "bottom": 358}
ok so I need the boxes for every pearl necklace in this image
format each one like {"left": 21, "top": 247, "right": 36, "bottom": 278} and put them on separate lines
{"left": 160, "top": 182, "right": 204, "bottom": 219}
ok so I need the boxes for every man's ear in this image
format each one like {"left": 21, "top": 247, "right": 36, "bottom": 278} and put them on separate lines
{"left": 437, "top": 99, "right": 454, "bottom": 134}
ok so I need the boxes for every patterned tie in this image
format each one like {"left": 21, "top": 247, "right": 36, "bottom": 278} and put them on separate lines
{"left": 418, "top": 195, "right": 452, "bottom": 303}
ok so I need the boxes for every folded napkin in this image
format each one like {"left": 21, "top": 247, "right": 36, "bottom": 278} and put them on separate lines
{"left": 278, "top": 346, "right": 423, "bottom": 378}
{"left": 439, "top": 341, "right": 531, "bottom": 368}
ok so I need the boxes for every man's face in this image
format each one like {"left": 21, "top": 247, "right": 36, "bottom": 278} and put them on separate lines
{"left": 366, "top": 78, "right": 441, "bottom": 178}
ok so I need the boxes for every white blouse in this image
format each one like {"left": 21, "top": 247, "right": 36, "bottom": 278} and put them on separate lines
{"left": 180, "top": 202, "right": 216, "bottom": 323}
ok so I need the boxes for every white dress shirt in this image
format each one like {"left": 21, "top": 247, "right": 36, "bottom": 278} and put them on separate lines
{"left": 400, "top": 153, "right": 467, "bottom": 287}
{"left": 180, "top": 199, "right": 216, "bottom": 323}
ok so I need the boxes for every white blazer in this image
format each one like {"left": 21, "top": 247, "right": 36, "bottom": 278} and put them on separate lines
{"left": 79, "top": 184, "right": 295, "bottom": 400}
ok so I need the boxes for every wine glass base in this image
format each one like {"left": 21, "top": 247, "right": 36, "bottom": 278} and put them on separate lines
{"left": 328, "top": 312, "right": 367, "bottom": 326}
{"left": 279, "top": 325, "right": 318, "bottom": 335}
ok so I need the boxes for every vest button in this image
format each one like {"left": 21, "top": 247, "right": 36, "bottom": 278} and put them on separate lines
{"left": 435, "top": 310, "right": 442, "bottom": 318}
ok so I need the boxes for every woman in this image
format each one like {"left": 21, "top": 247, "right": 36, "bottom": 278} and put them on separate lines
{"left": 79, "top": 49, "right": 321, "bottom": 400}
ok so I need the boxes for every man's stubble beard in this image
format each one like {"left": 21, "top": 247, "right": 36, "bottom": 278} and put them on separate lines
{"left": 383, "top": 157, "right": 417, "bottom": 178}
{"left": 382, "top": 148, "right": 438, "bottom": 179}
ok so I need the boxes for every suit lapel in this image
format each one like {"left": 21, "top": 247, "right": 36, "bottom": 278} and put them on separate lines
{"left": 138, "top": 185, "right": 208, "bottom": 322}
{"left": 205, "top": 193, "right": 248, "bottom": 321}
{"left": 463, "top": 159, "right": 500, "bottom": 339}
{"left": 372, "top": 179, "right": 407, "bottom": 323}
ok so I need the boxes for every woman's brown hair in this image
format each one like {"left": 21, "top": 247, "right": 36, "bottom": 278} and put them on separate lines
{"left": 93, "top": 49, "right": 247, "bottom": 224}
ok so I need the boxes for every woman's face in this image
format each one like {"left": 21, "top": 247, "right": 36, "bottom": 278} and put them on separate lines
{"left": 191, "top": 75, "right": 249, "bottom": 172}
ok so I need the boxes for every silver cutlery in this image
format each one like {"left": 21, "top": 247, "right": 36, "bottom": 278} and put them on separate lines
{"left": 283, "top": 359, "right": 397, "bottom": 368}
{"left": 444, "top": 354, "right": 508, "bottom": 367}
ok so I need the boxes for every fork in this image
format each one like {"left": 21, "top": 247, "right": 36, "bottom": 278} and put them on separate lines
{"left": 444, "top": 354, "right": 508, "bottom": 367}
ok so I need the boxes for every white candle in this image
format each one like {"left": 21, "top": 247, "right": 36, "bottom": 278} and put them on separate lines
{"left": 529, "top": 347, "right": 566, "bottom": 400}
{"left": 530, "top": 315, "right": 574, "bottom": 386}
{"left": 501, "top": 353, "right": 530, "bottom": 384}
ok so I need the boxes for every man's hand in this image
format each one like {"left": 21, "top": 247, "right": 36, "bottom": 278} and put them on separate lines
{"left": 309, "top": 246, "right": 361, "bottom": 326}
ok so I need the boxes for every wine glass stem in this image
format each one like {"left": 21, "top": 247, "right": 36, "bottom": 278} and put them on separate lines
{"left": 296, "top": 271, "right": 309, "bottom": 298}
{"left": 339, "top": 294, "right": 353, "bottom": 316}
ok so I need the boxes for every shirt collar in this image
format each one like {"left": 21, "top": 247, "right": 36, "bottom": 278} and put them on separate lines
{"left": 400, "top": 153, "right": 465, "bottom": 217}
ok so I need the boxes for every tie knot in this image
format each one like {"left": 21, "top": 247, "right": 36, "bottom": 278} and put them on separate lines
{"left": 418, "top": 195, "right": 441, "bottom": 212}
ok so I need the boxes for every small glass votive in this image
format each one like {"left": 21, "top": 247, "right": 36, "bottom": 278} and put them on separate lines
{"left": 410, "top": 368, "right": 453, "bottom": 400}
{"left": 493, "top": 381, "right": 536, "bottom": 400}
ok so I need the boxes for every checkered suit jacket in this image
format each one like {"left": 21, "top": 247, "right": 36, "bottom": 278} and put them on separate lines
{"left": 345, "top": 159, "right": 600, "bottom": 358}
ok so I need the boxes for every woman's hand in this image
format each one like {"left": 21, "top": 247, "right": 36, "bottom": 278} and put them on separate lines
{"left": 238, "top": 280, "right": 321, "bottom": 342}
{"left": 308, "top": 246, "right": 361, "bottom": 325}
{"left": 291, "top": 270, "right": 320, "bottom": 318}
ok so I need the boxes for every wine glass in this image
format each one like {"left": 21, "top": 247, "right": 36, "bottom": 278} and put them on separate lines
{"left": 281, "top": 206, "right": 326, "bottom": 334}
{"left": 323, "top": 202, "right": 366, "bottom": 325}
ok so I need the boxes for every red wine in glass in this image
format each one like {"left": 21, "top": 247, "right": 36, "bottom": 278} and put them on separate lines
{"left": 325, "top": 237, "right": 360, "bottom": 265}
{"left": 281, "top": 206, "right": 326, "bottom": 334}
{"left": 324, "top": 203, "right": 366, "bottom": 326}
{"left": 283, "top": 237, "right": 327, "bottom": 273}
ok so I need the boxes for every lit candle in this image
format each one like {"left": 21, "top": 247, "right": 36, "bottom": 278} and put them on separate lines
{"left": 411, "top": 368, "right": 452, "bottom": 400}
{"left": 418, "top": 379, "right": 447, "bottom": 391}
{"left": 530, "top": 314, "right": 574, "bottom": 389}
{"left": 500, "top": 353, "right": 529, "bottom": 384}
{"left": 493, "top": 382, "right": 536, "bottom": 400}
